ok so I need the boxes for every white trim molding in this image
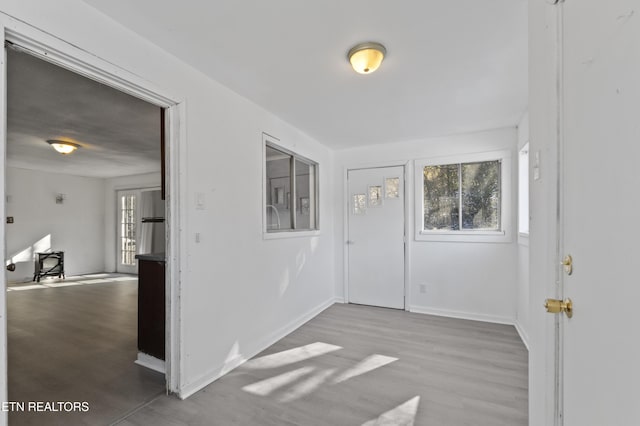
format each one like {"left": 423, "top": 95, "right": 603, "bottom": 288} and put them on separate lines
{"left": 408, "top": 305, "right": 515, "bottom": 326}
{"left": 514, "top": 321, "right": 530, "bottom": 351}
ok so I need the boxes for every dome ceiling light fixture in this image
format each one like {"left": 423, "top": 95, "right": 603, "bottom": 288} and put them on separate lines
{"left": 347, "top": 42, "right": 387, "bottom": 75}
{"left": 47, "top": 139, "right": 80, "bottom": 155}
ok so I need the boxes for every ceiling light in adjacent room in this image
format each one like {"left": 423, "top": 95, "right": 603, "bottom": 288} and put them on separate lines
{"left": 47, "top": 140, "right": 80, "bottom": 155}
{"left": 348, "top": 42, "right": 387, "bottom": 74}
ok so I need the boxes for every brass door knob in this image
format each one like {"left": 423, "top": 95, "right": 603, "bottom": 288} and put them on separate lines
{"left": 544, "top": 298, "right": 573, "bottom": 318}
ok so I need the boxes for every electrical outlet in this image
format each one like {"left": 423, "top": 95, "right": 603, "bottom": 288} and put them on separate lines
{"left": 419, "top": 284, "right": 427, "bottom": 294}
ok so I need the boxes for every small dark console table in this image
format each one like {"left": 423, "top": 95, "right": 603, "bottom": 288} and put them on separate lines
{"left": 33, "top": 251, "right": 65, "bottom": 282}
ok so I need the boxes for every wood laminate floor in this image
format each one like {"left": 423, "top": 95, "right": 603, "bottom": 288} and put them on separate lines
{"left": 120, "top": 303, "right": 528, "bottom": 426}
{"left": 7, "top": 274, "right": 165, "bottom": 425}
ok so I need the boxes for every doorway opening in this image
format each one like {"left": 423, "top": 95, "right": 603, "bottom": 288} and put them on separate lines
{"left": 3, "top": 42, "right": 174, "bottom": 424}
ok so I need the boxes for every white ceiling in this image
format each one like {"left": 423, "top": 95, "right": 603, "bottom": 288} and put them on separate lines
{"left": 7, "top": 49, "right": 161, "bottom": 179}
{"left": 82, "top": 0, "right": 528, "bottom": 149}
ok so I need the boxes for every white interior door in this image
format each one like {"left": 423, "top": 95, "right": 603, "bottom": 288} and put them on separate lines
{"left": 117, "top": 190, "right": 139, "bottom": 274}
{"left": 347, "top": 166, "right": 404, "bottom": 309}
{"left": 557, "top": 1, "right": 640, "bottom": 424}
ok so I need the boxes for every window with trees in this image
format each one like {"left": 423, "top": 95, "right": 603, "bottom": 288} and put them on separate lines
{"left": 415, "top": 151, "right": 511, "bottom": 242}
{"left": 264, "top": 137, "right": 318, "bottom": 235}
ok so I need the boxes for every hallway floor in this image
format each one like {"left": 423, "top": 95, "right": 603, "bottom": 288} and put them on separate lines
{"left": 120, "top": 303, "right": 527, "bottom": 426}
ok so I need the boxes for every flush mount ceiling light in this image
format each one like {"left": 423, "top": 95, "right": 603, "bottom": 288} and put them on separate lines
{"left": 348, "top": 42, "right": 387, "bottom": 75}
{"left": 47, "top": 140, "right": 80, "bottom": 155}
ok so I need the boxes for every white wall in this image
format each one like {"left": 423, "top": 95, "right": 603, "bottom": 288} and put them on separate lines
{"left": 334, "top": 127, "right": 519, "bottom": 323}
{"left": 516, "top": 112, "right": 530, "bottom": 348}
{"left": 104, "top": 172, "right": 161, "bottom": 272}
{"left": 0, "top": 0, "right": 335, "bottom": 399}
{"left": 5, "top": 167, "right": 106, "bottom": 282}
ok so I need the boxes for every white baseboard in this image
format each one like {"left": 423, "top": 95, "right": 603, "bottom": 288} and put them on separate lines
{"left": 334, "top": 296, "right": 345, "bottom": 303}
{"left": 135, "top": 352, "right": 166, "bottom": 374}
{"left": 178, "top": 297, "right": 336, "bottom": 399}
{"left": 408, "top": 305, "right": 515, "bottom": 325}
{"left": 514, "top": 320, "right": 530, "bottom": 351}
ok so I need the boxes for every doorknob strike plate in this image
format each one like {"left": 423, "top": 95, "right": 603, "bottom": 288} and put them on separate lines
{"left": 562, "top": 254, "right": 573, "bottom": 275}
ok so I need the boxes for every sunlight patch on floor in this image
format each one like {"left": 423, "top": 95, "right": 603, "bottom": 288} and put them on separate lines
{"left": 242, "top": 366, "right": 315, "bottom": 397}
{"left": 362, "top": 396, "right": 421, "bottom": 426}
{"left": 243, "top": 342, "right": 342, "bottom": 370}
{"left": 7, "top": 275, "right": 136, "bottom": 291}
{"left": 280, "top": 368, "right": 336, "bottom": 403}
{"left": 332, "top": 354, "right": 398, "bottom": 384}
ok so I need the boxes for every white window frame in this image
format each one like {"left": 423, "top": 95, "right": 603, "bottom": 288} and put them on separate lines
{"left": 262, "top": 134, "right": 320, "bottom": 239}
{"left": 518, "top": 142, "right": 530, "bottom": 244}
{"left": 414, "top": 150, "right": 512, "bottom": 243}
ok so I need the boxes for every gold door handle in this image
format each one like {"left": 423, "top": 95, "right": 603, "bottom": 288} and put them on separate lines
{"left": 544, "top": 298, "right": 573, "bottom": 318}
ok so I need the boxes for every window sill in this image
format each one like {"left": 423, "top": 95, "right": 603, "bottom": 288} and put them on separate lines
{"left": 263, "top": 230, "right": 321, "bottom": 240}
{"left": 415, "top": 230, "right": 510, "bottom": 243}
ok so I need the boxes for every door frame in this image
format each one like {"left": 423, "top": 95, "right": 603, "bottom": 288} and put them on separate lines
{"left": 343, "top": 161, "right": 410, "bottom": 310}
{"left": 0, "top": 13, "right": 188, "bottom": 419}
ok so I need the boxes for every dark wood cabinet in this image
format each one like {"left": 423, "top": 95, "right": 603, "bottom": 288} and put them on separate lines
{"left": 137, "top": 256, "right": 165, "bottom": 361}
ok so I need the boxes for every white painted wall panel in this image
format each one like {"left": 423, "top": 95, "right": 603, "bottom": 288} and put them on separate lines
{"left": 5, "top": 167, "right": 106, "bottom": 282}
{"left": 334, "top": 128, "right": 519, "bottom": 323}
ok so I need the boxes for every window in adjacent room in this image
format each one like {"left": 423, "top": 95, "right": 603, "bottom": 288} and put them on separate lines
{"left": 264, "top": 138, "right": 318, "bottom": 234}
{"left": 518, "top": 142, "right": 529, "bottom": 236}
{"left": 415, "top": 150, "right": 511, "bottom": 242}
{"left": 120, "top": 193, "right": 137, "bottom": 265}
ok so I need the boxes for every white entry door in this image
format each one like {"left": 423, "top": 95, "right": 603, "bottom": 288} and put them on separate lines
{"left": 347, "top": 166, "right": 404, "bottom": 309}
{"left": 554, "top": 1, "right": 640, "bottom": 424}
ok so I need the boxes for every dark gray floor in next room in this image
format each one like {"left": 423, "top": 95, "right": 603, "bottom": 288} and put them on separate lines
{"left": 7, "top": 274, "right": 165, "bottom": 425}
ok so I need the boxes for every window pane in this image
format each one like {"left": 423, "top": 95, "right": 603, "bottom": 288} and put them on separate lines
{"left": 461, "top": 161, "right": 500, "bottom": 230}
{"left": 295, "top": 159, "right": 315, "bottom": 230}
{"left": 120, "top": 194, "right": 137, "bottom": 265}
{"left": 385, "top": 177, "right": 400, "bottom": 198}
{"left": 265, "top": 146, "right": 293, "bottom": 231}
{"left": 352, "top": 194, "right": 366, "bottom": 215}
{"left": 423, "top": 164, "right": 459, "bottom": 230}
{"left": 368, "top": 186, "right": 382, "bottom": 207}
